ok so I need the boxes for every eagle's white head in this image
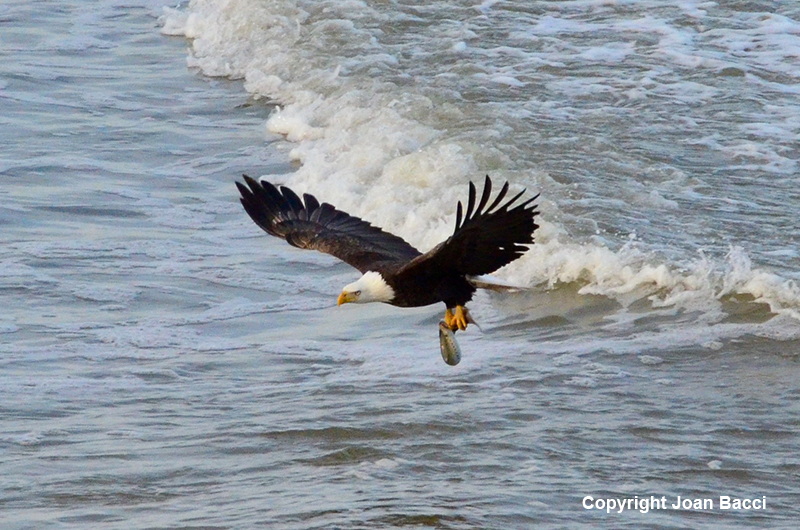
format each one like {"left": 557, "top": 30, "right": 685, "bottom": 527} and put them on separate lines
{"left": 337, "top": 271, "right": 395, "bottom": 305}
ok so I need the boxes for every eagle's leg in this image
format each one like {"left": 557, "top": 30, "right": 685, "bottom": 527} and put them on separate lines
{"left": 445, "top": 305, "right": 469, "bottom": 332}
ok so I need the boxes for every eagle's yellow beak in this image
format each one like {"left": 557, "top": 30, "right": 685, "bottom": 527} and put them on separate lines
{"left": 338, "top": 292, "right": 356, "bottom": 306}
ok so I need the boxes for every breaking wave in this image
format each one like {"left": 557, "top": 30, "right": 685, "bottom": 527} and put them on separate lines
{"left": 161, "top": 0, "right": 800, "bottom": 327}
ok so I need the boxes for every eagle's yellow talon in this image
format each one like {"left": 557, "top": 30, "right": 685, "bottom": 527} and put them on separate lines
{"left": 445, "top": 305, "right": 469, "bottom": 332}
{"left": 444, "top": 308, "right": 454, "bottom": 328}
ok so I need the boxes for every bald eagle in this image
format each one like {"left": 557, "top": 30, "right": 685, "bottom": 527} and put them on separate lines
{"left": 236, "top": 175, "right": 539, "bottom": 331}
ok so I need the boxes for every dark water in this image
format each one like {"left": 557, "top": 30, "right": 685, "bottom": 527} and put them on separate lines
{"left": 2, "top": 1, "right": 800, "bottom": 529}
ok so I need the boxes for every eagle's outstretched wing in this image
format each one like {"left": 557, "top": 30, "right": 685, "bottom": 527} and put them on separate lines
{"left": 237, "top": 175, "right": 421, "bottom": 273}
{"left": 396, "top": 176, "right": 539, "bottom": 280}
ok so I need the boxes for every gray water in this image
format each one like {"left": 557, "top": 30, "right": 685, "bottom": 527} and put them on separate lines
{"left": 3, "top": 1, "right": 800, "bottom": 528}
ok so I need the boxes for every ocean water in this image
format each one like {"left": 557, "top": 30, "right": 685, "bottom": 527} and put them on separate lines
{"left": 3, "top": 0, "right": 800, "bottom": 528}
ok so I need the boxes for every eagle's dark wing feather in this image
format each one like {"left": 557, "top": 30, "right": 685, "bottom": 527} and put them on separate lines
{"left": 396, "top": 175, "right": 539, "bottom": 280}
{"left": 236, "top": 175, "right": 421, "bottom": 273}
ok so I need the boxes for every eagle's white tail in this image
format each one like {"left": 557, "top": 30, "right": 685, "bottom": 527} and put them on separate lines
{"left": 468, "top": 274, "right": 526, "bottom": 292}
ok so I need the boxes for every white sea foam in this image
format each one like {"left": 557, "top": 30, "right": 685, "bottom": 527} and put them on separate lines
{"left": 161, "top": 1, "right": 800, "bottom": 330}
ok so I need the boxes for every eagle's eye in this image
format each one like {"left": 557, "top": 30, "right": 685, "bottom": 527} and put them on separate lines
{"left": 354, "top": 290, "right": 361, "bottom": 296}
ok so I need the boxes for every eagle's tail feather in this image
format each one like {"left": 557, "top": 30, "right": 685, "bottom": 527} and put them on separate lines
{"left": 468, "top": 274, "right": 527, "bottom": 292}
